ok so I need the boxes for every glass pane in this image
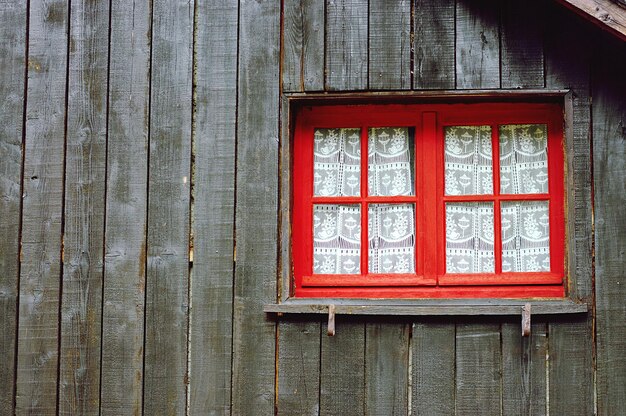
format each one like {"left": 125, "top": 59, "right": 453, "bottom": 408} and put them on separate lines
{"left": 313, "top": 205, "right": 361, "bottom": 274}
{"left": 368, "top": 127, "right": 414, "bottom": 196}
{"left": 368, "top": 204, "right": 415, "bottom": 273}
{"left": 314, "top": 128, "right": 361, "bottom": 196}
{"left": 446, "top": 202, "right": 495, "bottom": 273}
{"left": 501, "top": 201, "right": 550, "bottom": 272}
{"left": 444, "top": 126, "right": 493, "bottom": 195}
{"left": 499, "top": 124, "right": 548, "bottom": 194}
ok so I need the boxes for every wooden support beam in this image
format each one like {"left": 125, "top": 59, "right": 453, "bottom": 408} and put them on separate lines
{"left": 555, "top": 0, "right": 626, "bottom": 41}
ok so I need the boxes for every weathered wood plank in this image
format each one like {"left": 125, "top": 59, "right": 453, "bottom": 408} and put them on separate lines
{"left": 544, "top": 6, "right": 594, "bottom": 415}
{"left": 15, "top": 1, "right": 69, "bottom": 413}
{"left": 277, "top": 319, "right": 321, "bottom": 416}
{"left": 58, "top": 0, "right": 108, "bottom": 414}
{"left": 411, "top": 322, "right": 455, "bottom": 416}
{"left": 414, "top": 0, "right": 455, "bottom": 90}
{"left": 143, "top": 1, "right": 193, "bottom": 414}
{"left": 365, "top": 322, "right": 409, "bottom": 416}
{"left": 548, "top": 318, "right": 594, "bottom": 415}
{"left": 231, "top": 0, "right": 280, "bottom": 414}
{"left": 501, "top": 322, "right": 548, "bottom": 416}
{"left": 282, "top": 0, "right": 324, "bottom": 92}
{"left": 593, "top": 38, "right": 626, "bottom": 416}
{"left": 188, "top": 0, "right": 238, "bottom": 414}
{"left": 368, "top": 0, "right": 410, "bottom": 90}
{"left": 500, "top": 0, "right": 544, "bottom": 88}
{"left": 455, "top": 0, "right": 500, "bottom": 89}
{"left": 546, "top": 3, "right": 593, "bottom": 301}
{"left": 320, "top": 321, "right": 365, "bottom": 416}
{"left": 325, "top": 0, "right": 368, "bottom": 91}
{"left": 556, "top": 0, "right": 626, "bottom": 42}
{"left": 0, "top": 1, "right": 26, "bottom": 413}
{"left": 100, "top": 0, "right": 151, "bottom": 413}
{"left": 264, "top": 298, "right": 588, "bottom": 315}
{"left": 455, "top": 323, "right": 501, "bottom": 415}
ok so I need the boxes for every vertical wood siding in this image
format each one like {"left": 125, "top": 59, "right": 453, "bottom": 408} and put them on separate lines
{"left": 101, "top": 0, "right": 150, "bottom": 413}
{"left": 16, "top": 1, "right": 69, "bottom": 413}
{"left": 59, "top": 0, "right": 108, "bottom": 413}
{"left": 0, "top": 0, "right": 26, "bottom": 413}
{"left": 1, "top": 0, "right": 625, "bottom": 414}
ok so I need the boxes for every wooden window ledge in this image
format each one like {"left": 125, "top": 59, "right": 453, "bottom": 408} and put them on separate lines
{"left": 263, "top": 298, "right": 588, "bottom": 316}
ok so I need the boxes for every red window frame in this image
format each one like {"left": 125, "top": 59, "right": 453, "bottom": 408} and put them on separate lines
{"left": 292, "top": 103, "right": 565, "bottom": 298}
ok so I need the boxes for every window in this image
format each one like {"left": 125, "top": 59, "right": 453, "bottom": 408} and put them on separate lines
{"left": 292, "top": 103, "right": 565, "bottom": 298}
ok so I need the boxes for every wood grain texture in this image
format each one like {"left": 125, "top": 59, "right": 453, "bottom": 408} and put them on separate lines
{"left": 277, "top": 319, "right": 321, "bottom": 416}
{"left": 543, "top": 11, "right": 594, "bottom": 414}
{"left": 593, "top": 38, "right": 626, "bottom": 416}
{"left": 500, "top": 0, "right": 544, "bottom": 88}
{"left": 58, "top": 0, "right": 108, "bottom": 414}
{"left": 368, "top": 0, "right": 410, "bottom": 90}
{"left": 325, "top": 0, "right": 368, "bottom": 91}
{"left": 548, "top": 318, "right": 594, "bottom": 416}
{"left": 231, "top": 0, "right": 280, "bottom": 414}
{"left": 100, "top": 0, "right": 151, "bottom": 413}
{"left": 411, "top": 323, "right": 455, "bottom": 416}
{"left": 282, "top": 0, "right": 324, "bottom": 92}
{"left": 143, "top": 1, "right": 193, "bottom": 414}
{"left": 455, "top": 0, "right": 500, "bottom": 89}
{"left": 188, "top": 1, "right": 238, "bottom": 414}
{"left": 501, "top": 322, "right": 548, "bottom": 416}
{"left": 455, "top": 323, "right": 501, "bottom": 415}
{"left": 0, "top": 1, "right": 26, "bottom": 413}
{"left": 365, "top": 322, "right": 408, "bottom": 416}
{"left": 545, "top": 2, "right": 593, "bottom": 301}
{"left": 414, "top": 0, "right": 455, "bottom": 90}
{"left": 320, "top": 321, "right": 365, "bottom": 416}
{"left": 15, "top": 1, "right": 69, "bottom": 413}
{"left": 555, "top": 0, "right": 626, "bottom": 41}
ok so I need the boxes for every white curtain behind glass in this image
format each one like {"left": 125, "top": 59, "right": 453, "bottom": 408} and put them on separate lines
{"left": 499, "top": 124, "right": 549, "bottom": 194}
{"left": 368, "top": 204, "right": 415, "bottom": 273}
{"left": 313, "top": 205, "right": 361, "bottom": 274}
{"left": 444, "top": 126, "right": 493, "bottom": 195}
{"left": 445, "top": 202, "right": 495, "bottom": 273}
{"left": 368, "top": 127, "right": 414, "bottom": 196}
{"left": 312, "top": 127, "right": 415, "bottom": 275}
{"left": 314, "top": 128, "right": 361, "bottom": 196}
{"left": 501, "top": 201, "right": 550, "bottom": 272}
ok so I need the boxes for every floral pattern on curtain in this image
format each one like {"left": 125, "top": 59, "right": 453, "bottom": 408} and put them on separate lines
{"left": 444, "top": 125, "right": 493, "bottom": 195}
{"left": 499, "top": 124, "right": 549, "bottom": 194}
{"left": 501, "top": 201, "right": 550, "bottom": 272}
{"left": 368, "top": 204, "right": 415, "bottom": 273}
{"left": 368, "top": 127, "right": 414, "bottom": 196}
{"left": 313, "top": 204, "right": 361, "bottom": 274}
{"left": 314, "top": 128, "right": 361, "bottom": 196}
{"left": 446, "top": 202, "right": 495, "bottom": 273}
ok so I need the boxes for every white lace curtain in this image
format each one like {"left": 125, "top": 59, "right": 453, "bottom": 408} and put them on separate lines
{"left": 445, "top": 123, "right": 551, "bottom": 274}
{"left": 444, "top": 126, "right": 493, "bottom": 195}
{"left": 314, "top": 128, "right": 361, "bottom": 197}
{"left": 499, "top": 124, "right": 548, "bottom": 194}
{"left": 311, "top": 124, "right": 551, "bottom": 275}
{"left": 445, "top": 202, "right": 495, "bottom": 273}
{"left": 501, "top": 201, "right": 550, "bottom": 272}
{"left": 313, "top": 128, "right": 414, "bottom": 274}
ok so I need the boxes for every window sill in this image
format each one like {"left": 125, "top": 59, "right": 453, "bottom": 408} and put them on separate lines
{"left": 263, "top": 298, "right": 588, "bottom": 316}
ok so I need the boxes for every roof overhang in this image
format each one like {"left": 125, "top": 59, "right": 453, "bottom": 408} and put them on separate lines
{"left": 556, "top": 0, "right": 626, "bottom": 41}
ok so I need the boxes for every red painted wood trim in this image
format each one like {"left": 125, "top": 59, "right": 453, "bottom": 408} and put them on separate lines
{"left": 292, "top": 103, "right": 566, "bottom": 298}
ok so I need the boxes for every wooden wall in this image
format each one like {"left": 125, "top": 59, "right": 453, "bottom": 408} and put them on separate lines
{"left": 0, "top": 0, "right": 624, "bottom": 415}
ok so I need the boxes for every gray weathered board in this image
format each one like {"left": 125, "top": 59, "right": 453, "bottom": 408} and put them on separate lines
{"left": 0, "top": 0, "right": 624, "bottom": 415}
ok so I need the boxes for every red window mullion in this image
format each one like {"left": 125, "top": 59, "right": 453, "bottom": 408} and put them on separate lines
{"left": 360, "top": 126, "right": 368, "bottom": 276}
{"left": 492, "top": 124, "right": 503, "bottom": 274}
{"left": 422, "top": 112, "right": 439, "bottom": 279}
